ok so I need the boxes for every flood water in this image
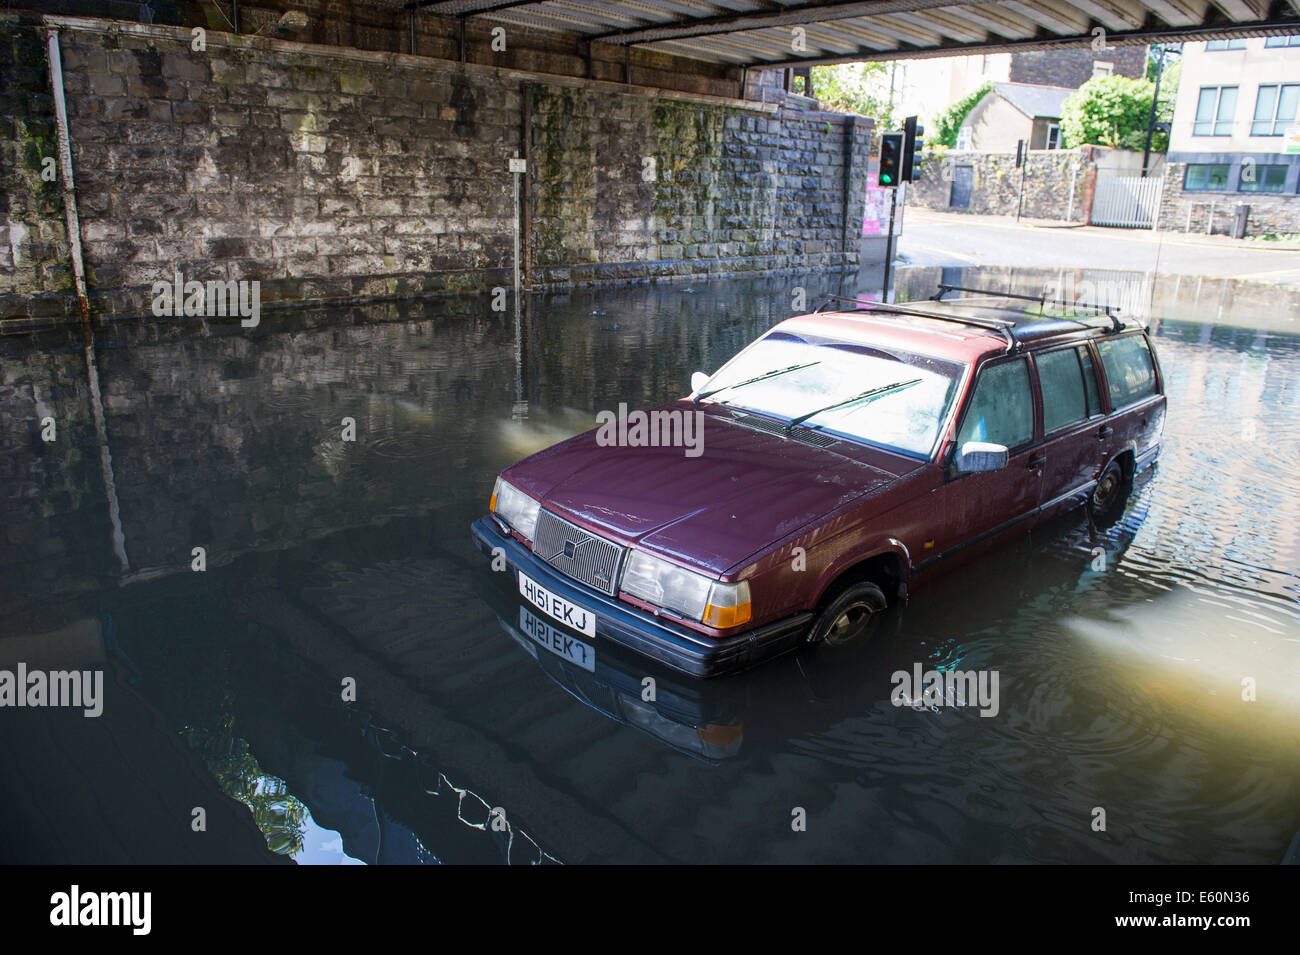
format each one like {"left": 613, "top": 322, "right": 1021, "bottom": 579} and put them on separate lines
{"left": 1, "top": 268, "right": 1298, "bottom": 864}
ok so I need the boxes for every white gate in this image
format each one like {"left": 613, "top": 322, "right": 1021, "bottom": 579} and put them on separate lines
{"left": 1091, "top": 174, "right": 1163, "bottom": 229}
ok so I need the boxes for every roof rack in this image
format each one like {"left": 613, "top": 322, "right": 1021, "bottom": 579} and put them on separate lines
{"left": 932, "top": 283, "right": 1124, "bottom": 333}
{"left": 814, "top": 295, "right": 1018, "bottom": 350}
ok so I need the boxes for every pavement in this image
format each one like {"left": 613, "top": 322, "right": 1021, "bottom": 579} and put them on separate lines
{"left": 896, "top": 209, "right": 1300, "bottom": 287}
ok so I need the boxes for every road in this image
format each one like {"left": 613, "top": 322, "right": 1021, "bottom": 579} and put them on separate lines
{"left": 896, "top": 209, "right": 1300, "bottom": 287}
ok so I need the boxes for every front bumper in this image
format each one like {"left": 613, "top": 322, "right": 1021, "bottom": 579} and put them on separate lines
{"left": 470, "top": 516, "right": 812, "bottom": 678}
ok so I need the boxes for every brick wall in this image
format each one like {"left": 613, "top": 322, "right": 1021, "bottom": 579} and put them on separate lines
{"left": 0, "top": 17, "right": 874, "bottom": 323}
{"left": 1009, "top": 46, "right": 1147, "bottom": 88}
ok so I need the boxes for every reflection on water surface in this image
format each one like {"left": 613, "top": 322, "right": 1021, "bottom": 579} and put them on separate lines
{"left": 1, "top": 269, "right": 1297, "bottom": 863}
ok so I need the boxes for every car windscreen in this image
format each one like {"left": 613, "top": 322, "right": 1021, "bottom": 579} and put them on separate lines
{"left": 698, "top": 331, "right": 965, "bottom": 457}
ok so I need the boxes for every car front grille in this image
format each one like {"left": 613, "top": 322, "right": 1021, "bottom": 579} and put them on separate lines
{"left": 532, "top": 509, "right": 625, "bottom": 596}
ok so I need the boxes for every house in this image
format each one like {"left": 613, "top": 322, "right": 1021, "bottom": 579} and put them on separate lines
{"left": 958, "top": 83, "right": 1076, "bottom": 152}
{"left": 1160, "top": 36, "right": 1300, "bottom": 234}
{"left": 887, "top": 46, "right": 1145, "bottom": 131}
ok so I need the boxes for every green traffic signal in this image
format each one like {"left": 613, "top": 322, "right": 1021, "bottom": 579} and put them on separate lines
{"left": 879, "top": 131, "right": 904, "bottom": 188}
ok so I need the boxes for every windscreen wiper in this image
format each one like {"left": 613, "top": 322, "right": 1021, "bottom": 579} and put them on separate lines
{"left": 785, "top": 378, "right": 921, "bottom": 431}
{"left": 694, "top": 361, "right": 821, "bottom": 402}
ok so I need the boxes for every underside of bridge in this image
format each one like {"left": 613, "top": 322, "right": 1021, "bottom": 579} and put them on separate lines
{"left": 402, "top": 0, "right": 1300, "bottom": 68}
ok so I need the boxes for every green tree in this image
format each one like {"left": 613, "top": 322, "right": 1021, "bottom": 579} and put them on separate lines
{"left": 932, "top": 82, "right": 993, "bottom": 148}
{"left": 1060, "top": 75, "right": 1166, "bottom": 152}
{"left": 1146, "top": 42, "right": 1182, "bottom": 83}
{"left": 811, "top": 63, "right": 895, "bottom": 126}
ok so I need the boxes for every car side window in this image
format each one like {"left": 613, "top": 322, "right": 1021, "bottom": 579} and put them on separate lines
{"left": 1096, "top": 335, "right": 1158, "bottom": 408}
{"left": 1037, "top": 347, "right": 1095, "bottom": 433}
{"left": 1078, "top": 345, "right": 1102, "bottom": 415}
{"left": 957, "top": 358, "right": 1033, "bottom": 450}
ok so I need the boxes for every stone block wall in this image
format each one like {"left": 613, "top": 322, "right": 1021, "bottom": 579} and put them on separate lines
{"left": 0, "top": 16, "right": 874, "bottom": 324}
{"left": 1157, "top": 161, "right": 1300, "bottom": 237}
{"left": 529, "top": 85, "right": 872, "bottom": 284}
{"left": 59, "top": 21, "right": 523, "bottom": 314}
{"left": 906, "top": 148, "right": 1089, "bottom": 223}
{"left": 0, "top": 18, "right": 74, "bottom": 321}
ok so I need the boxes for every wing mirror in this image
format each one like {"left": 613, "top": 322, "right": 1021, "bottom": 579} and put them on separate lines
{"left": 690, "top": 371, "right": 710, "bottom": 394}
{"left": 956, "top": 441, "right": 1009, "bottom": 473}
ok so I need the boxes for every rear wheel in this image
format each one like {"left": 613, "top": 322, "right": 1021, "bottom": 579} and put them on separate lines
{"left": 806, "top": 581, "right": 888, "bottom": 646}
{"left": 1089, "top": 460, "right": 1128, "bottom": 524}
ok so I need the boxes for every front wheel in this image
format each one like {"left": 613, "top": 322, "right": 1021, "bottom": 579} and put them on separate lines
{"left": 806, "top": 581, "right": 888, "bottom": 646}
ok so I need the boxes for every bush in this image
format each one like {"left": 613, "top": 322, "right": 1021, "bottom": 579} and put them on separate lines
{"left": 1060, "top": 75, "right": 1166, "bottom": 152}
{"left": 810, "top": 63, "right": 894, "bottom": 126}
{"left": 933, "top": 82, "right": 993, "bottom": 148}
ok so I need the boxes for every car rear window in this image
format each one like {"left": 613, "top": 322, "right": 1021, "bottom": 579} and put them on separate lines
{"left": 1096, "top": 335, "right": 1158, "bottom": 408}
{"left": 1037, "top": 346, "right": 1100, "bottom": 433}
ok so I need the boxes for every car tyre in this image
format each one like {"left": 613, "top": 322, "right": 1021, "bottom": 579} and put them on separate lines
{"left": 806, "top": 581, "right": 887, "bottom": 646}
{"left": 1089, "top": 459, "right": 1128, "bottom": 526}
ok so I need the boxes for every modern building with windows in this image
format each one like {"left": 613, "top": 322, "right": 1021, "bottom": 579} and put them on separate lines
{"left": 1160, "top": 36, "right": 1300, "bottom": 235}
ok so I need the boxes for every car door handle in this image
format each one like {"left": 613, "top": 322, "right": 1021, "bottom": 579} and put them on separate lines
{"left": 1097, "top": 426, "right": 1113, "bottom": 439}
{"left": 1026, "top": 454, "right": 1046, "bottom": 470}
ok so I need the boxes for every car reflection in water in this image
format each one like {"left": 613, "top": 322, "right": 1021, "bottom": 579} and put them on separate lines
{"left": 480, "top": 467, "right": 1153, "bottom": 764}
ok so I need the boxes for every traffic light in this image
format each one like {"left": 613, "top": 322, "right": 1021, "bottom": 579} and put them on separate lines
{"left": 878, "top": 131, "right": 903, "bottom": 187}
{"left": 901, "top": 115, "right": 924, "bottom": 182}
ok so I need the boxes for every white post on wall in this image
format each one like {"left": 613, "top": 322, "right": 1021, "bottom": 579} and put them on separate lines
{"left": 508, "top": 153, "right": 527, "bottom": 422}
{"left": 1066, "top": 162, "right": 1077, "bottom": 223}
{"left": 45, "top": 28, "right": 91, "bottom": 324}
{"left": 509, "top": 152, "right": 525, "bottom": 308}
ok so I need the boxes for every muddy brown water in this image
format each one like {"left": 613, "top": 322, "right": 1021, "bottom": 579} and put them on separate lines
{"left": 1, "top": 268, "right": 1297, "bottom": 863}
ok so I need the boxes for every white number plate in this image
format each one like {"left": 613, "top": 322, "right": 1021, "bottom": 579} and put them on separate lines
{"left": 518, "top": 571, "right": 596, "bottom": 638}
{"left": 518, "top": 606, "right": 595, "bottom": 672}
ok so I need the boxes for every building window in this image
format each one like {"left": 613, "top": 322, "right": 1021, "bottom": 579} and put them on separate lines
{"left": 1264, "top": 35, "right": 1300, "bottom": 48}
{"left": 1183, "top": 164, "right": 1230, "bottom": 191}
{"left": 1206, "top": 39, "right": 1247, "bottom": 51}
{"left": 1251, "top": 84, "right": 1299, "bottom": 136}
{"left": 1045, "top": 123, "right": 1061, "bottom": 149}
{"left": 1238, "top": 164, "right": 1289, "bottom": 193}
{"left": 1092, "top": 61, "right": 1114, "bottom": 77}
{"left": 1194, "top": 86, "right": 1237, "bottom": 135}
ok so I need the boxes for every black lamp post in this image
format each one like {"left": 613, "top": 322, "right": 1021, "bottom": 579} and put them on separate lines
{"left": 1142, "top": 44, "right": 1167, "bottom": 178}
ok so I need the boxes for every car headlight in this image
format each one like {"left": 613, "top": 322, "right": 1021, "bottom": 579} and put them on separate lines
{"left": 620, "top": 550, "right": 751, "bottom": 628}
{"left": 490, "top": 477, "right": 540, "bottom": 541}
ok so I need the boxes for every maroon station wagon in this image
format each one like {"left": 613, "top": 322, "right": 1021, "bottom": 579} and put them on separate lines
{"left": 471, "top": 290, "right": 1166, "bottom": 677}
